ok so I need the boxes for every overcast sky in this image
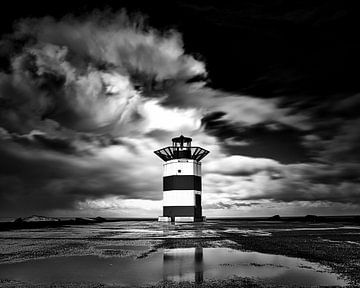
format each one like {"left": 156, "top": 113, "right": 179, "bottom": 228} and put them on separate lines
{"left": 0, "top": 1, "right": 359, "bottom": 217}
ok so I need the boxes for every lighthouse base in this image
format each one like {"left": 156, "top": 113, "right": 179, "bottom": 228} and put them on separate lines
{"left": 158, "top": 216, "right": 206, "bottom": 222}
{"left": 158, "top": 216, "right": 171, "bottom": 222}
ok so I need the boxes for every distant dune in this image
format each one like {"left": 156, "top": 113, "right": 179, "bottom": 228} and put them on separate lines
{"left": 15, "top": 215, "right": 61, "bottom": 222}
{"left": 0, "top": 215, "right": 109, "bottom": 231}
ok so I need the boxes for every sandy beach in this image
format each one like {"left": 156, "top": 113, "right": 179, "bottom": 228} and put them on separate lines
{"left": 0, "top": 219, "right": 359, "bottom": 287}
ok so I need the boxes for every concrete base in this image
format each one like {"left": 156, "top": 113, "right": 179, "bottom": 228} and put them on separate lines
{"left": 158, "top": 216, "right": 206, "bottom": 222}
{"left": 158, "top": 216, "right": 171, "bottom": 222}
{"left": 175, "top": 216, "right": 194, "bottom": 222}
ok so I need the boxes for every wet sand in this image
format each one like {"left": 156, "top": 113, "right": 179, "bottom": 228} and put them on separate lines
{"left": 0, "top": 220, "right": 359, "bottom": 287}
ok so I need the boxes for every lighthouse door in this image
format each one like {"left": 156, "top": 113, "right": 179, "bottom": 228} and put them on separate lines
{"left": 195, "top": 194, "right": 202, "bottom": 218}
{"left": 195, "top": 194, "right": 201, "bottom": 206}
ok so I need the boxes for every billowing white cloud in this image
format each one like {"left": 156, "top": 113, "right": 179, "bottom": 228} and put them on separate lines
{"left": 140, "top": 99, "right": 202, "bottom": 132}
{"left": 204, "top": 155, "right": 281, "bottom": 176}
{"left": 16, "top": 12, "right": 206, "bottom": 81}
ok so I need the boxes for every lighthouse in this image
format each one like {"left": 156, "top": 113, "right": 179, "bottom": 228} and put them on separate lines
{"left": 154, "top": 135, "right": 209, "bottom": 222}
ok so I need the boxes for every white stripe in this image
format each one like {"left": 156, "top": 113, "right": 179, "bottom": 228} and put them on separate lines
{"left": 163, "top": 160, "right": 201, "bottom": 176}
{"left": 163, "top": 190, "right": 200, "bottom": 206}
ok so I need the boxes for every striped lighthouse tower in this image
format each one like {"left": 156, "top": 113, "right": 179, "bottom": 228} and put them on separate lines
{"left": 154, "top": 135, "right": 209, "bottom": 222}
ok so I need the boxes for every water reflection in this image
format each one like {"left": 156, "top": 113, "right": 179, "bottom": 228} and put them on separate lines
{"left": 195, "top": 247, "right": 204, "bottom": 283}
{"left": 161, "top": 247, "right": 347, "bottom": 286}
{"left": 163, "top": 247, "right": 203, "bottom": 284}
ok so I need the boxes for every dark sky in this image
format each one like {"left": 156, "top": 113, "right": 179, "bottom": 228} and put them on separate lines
{"left": 0, "top": 1, "right": 359, "bottom": 217}
{"left": 1, "top": 1, "right": 359, "bottom": 92}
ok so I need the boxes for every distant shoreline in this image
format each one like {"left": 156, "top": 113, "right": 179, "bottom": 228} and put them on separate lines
{"left": 1, "top": 214, "right": 360, "bottom": 221}
{"left": 0, "top": 214, "right": 359, "bottom": 231}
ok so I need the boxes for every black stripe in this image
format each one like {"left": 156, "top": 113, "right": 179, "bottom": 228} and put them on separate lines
{"left": 163, "top": 206, "right": 202, "bottom": 218}
{"left": 163, "top": 175, "right": 201, "bottom": 191}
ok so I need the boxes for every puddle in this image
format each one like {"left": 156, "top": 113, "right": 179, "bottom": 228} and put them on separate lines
{"left": 0, "top": 247, "right": 347, "bottom": 286}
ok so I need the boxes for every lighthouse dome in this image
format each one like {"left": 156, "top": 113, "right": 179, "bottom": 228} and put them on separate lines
{"left": 172, "top": 135, "right": 192, "bottom": 143}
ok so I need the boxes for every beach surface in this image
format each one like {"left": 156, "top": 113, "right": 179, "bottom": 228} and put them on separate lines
{"left": 0, "top": 219, "right": 359, "bottom": 287}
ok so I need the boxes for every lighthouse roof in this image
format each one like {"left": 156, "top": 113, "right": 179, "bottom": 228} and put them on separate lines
{"left": 172, "top": 135, "right": 192, "bottom": 143}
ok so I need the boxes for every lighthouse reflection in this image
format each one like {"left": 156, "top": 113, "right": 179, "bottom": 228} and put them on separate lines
{"left": 163, "top": 247, "right": 204, "bottom": 284}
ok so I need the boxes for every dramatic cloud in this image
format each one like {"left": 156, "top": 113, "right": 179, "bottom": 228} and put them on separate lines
{"left": 159, "top": 83, "right": 311, "bottom": 131}
{"left": 0, "top": 10, "right": 209, "bottom": 216}
{"left": 204, "top": 155, "right": 281, "bottom": 176}
{"left": 203, "top": 161, "right": 360, "bottom": 214}
{"left": 0, "top": 134, "right": 169, "bottom": 216}
{"left": 0, "top": 9, "right": 359, "bottom": 217}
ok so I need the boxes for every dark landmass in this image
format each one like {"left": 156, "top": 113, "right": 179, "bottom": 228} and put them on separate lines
{"left": 15, "top": 216, "right": 61, "bottom": 222}
{"left": 0, "top": 216, "right": 111, "bottom": 231}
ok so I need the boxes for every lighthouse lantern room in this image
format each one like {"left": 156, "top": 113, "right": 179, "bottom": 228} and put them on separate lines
{"left": 154, "top": 135, "right": 209, "bottom": 222}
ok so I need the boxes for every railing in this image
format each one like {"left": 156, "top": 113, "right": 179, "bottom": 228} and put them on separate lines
{"left": 154, "top": 146, "right": 209, "bottom": 162}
